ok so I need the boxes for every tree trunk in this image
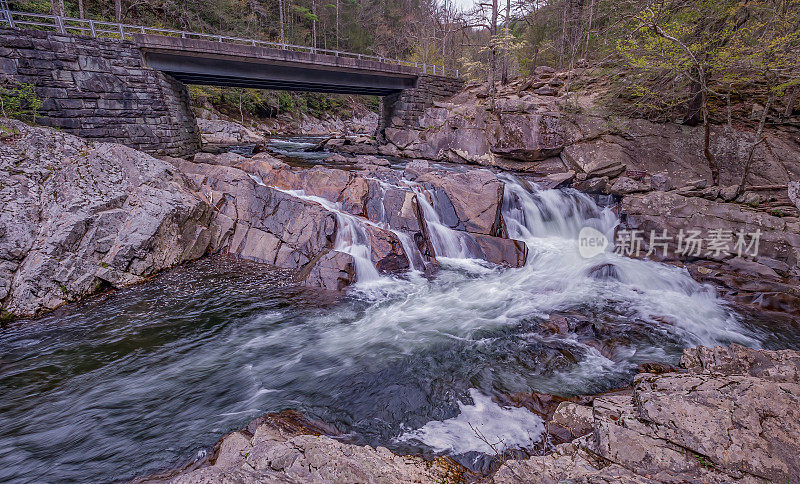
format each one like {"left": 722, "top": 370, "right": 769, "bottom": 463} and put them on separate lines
{"left": 78, "top": 0, "right": 84, "bottom": 18}
{"left": 738, "top": 93, "right": 773, "bottom": 196}
{"left": 489, "top": 0, "right": 498, "bottom": 110}
{"left": 501, "top": 0, "right": 510, "bottom": 84}
{"left": 684, "top": 78, "right": 703, "bottom": 126}
{"left": 583, "top": 0, "right": 594, "bottom": 58}
{"left": 335, "top": 0, "right": 339, "bottom": 50}
{"left": 312, "top": 0, "right": 317, "bottom": 52}
{"left": 784, "top": 85, "right": 798, "bottom": 119}
{"left": 114, "top": 0, "right": 122, "bottom": 22}
{"left": 701, "top": 90, "right": 719, "bottom": 186}
{"left": 278, "top": 0, "right": 285, "bottom": 44}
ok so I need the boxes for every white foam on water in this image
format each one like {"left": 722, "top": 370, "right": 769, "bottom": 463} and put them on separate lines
{"left": 397, "top": 389, "right": 545, "bottom": 455}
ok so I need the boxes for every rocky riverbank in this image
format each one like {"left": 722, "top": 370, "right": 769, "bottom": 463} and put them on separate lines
{"left": 0, "top": 119, "right": 525, "bottom": 318}
{"left": 148, "top": 344, "right": 800, "bottom": 483}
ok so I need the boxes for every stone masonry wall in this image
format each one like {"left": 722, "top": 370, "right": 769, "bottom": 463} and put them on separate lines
{"left": 377, "top": 74, "right": 464, "bottom": 140}
{"left": 0, "top": 28, "right": 200, "bottom": 156}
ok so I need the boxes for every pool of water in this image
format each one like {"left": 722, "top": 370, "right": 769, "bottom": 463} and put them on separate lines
{"left": 2, "top": 179, "right": 798, "bottom": 483}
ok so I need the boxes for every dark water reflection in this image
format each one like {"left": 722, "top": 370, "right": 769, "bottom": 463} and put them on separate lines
{"left": 1, "top": 255, "right": 797, "bottom": 483}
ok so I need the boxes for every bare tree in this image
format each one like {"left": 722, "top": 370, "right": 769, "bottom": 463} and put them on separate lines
{"left": 278, "top": 0, "right": 285, "bottom": 44}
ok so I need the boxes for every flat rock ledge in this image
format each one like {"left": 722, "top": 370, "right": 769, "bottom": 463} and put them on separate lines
{"left": 151, "top": 344, "right": 799, "bottom": 484}
{"left": 492, "top": 344, "right": 800, "bottom": 483}
{"left": 148, "top": 411, "right": 466, "bottom": 484}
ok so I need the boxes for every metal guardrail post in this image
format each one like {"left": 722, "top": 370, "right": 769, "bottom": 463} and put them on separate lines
{"left": 89, "top": 19, "right": 96, "bottom": 37}
{"left": 3, "top": 8, "right": 14, "bottom": 28}
{"left": 118, "top": 22, "right": 124, "bottom": 40}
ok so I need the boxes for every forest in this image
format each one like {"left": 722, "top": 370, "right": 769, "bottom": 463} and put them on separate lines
{"left": 10, "top": 0, "right": 800, "bottom": 132}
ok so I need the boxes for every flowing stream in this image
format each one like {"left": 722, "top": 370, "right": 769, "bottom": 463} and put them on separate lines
{"left": 0, "top": 152, "right": 793, "bottom": 483}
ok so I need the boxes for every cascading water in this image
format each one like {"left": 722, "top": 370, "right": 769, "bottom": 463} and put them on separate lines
{"left": 498, "top": 174, "right": 756, "bottom": 347}
{"left": 281, "top": 189, "right": 381, "bottom": 282}
{"left": 0, "top": 168, "right": 778, "bottom": 484}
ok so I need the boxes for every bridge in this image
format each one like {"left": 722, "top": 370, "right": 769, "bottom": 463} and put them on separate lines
{"left": 0, "top": 10, "right": 463, "bottom": 155}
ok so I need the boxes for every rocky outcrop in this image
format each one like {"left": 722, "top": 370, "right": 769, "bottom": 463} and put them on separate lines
{"left": 381, "top": 71, "right": 800, "bottom": 195}
{"left": 196, "top": 118, "right": 267, "bottom": 151}
{"left": 492, "top": 344, "right": 800, "bottom": 484}
{"left": 160, "top": 411, "right": 465, "bottom": 484}
{"left": 621, "top": 190, "right": 800, "bottom": 279}
{"left": 0, "top": 119, "right": 214, "bottom": 318}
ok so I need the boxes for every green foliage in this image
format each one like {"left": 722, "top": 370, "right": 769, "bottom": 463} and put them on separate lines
{"left": 0, "top": 81, "right": 42, "bottom": 121}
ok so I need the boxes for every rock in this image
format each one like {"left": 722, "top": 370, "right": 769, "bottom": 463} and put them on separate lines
{"left": 610, "top": 176, "right": 649, "bottom": 195}
{"left": 168, "top": 412, "right": 465, "bottom": 484}
{"left": 487, "top": 114, "right": 564, "bottom": 161}
{"left": 789, "top": 181, "right": 800, "bottom": 210}
{"left": 196, "top": 118, "right": 266, "bottom": 147}
{"left": 533, "top": 85, "right": 557, "bottom": 96}
{"left": 550, "top": 402, "right": 593, "bottom": 438}
{"left": 701, "top": 185, "right": 720, "bottom": 200}
{"left": 621, "top": 191, "right": 800, "bottom": 278}
{"left": 354, "top": 155, "right": 391, "bottom": 167}
{"left": 324, "top": 153, "right": 348, "bottom": 163}
{"left": 561, "top": 140, "right": 628, "bottom": 178}
{"left": 297, "top": 250, "right": 355, "bottom": 291}
{"left": 493, "top": 345, "right": 800, "bottom": 483}
{"left": 687, "top": 178, "right": 708, "bottom": 189}
{"left": 737, "top": 191, "right": 761, "bottom": 205}
{"left": 413, "top": 167, "right": 507, "bottom": 236}
{"left": 573, "top": 176, "right": 610, "bottom": 194}
{"left": 540, "top": 171, "right": 575, "bottom": 189}
{"left": 720, "top": 185, "right": 739, "bottom": 201}
{"left": 649, "top": 172, "right": 673, "bottom": 191}
{"left": 471, "top": 234, "right": 527, "bottom": 267}
{"left": 0, "top": 120, "right": 214, "bottom": 318}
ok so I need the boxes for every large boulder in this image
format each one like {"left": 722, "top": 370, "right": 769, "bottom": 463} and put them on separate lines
{"left": 409, "top": 164, "right": 507, "bottom": 237}
{"left": 487, "top": 113, "right": 564, "bottom": 161}
{"left": 0, "top": 120, "right": 214, "bottom": 318}
{"left": 196, "top": 118, "right": 266, "bottom": 148}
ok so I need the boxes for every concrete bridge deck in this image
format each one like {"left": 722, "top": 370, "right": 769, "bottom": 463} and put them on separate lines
{"left": 135, "top": 35, "right": 418, "bottom": 96}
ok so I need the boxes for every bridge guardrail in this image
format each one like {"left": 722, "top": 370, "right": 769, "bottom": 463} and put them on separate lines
{"left": 0, "top": 9, "right": 459, "bottom": 77}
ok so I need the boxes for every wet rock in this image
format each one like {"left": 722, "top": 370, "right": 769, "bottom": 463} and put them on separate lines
{"left": 297, "top": 250, "right": 355, "bottom": 291}
{"left": 493, "top": 345, "right": 800, "bottom": 483}
{"left": 472, "top": 234, "right": 527, "bottom": 267}
{"left": 586, "top": 263, "right": 619, "bottom": 280}
{"left": 0, "top": 120, "right": 214, "bottom": 318}
{"left": 413, "top": 167, "right": 507, "bottom": 236}
{"left": 610, "top": 176, "right": 649, "bottom": 196}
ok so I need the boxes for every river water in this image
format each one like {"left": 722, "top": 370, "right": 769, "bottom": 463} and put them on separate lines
{"left": 0, "top": 139, "right": 795, "bottom": 483}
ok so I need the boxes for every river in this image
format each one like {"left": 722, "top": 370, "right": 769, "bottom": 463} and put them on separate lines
{"left": 0, "top": 138, "right": 795, "bottom": 483}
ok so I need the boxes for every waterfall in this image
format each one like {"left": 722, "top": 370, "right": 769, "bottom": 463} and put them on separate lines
{"left": 410, "top": 185, "right": 480, "bottom": 259}
{"left": 279, "top": 189, "right": 380, "bottom": 282}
